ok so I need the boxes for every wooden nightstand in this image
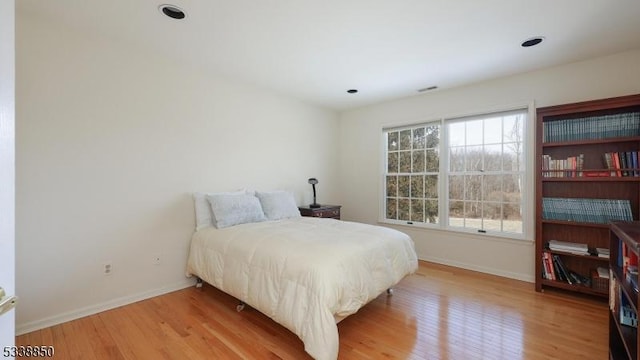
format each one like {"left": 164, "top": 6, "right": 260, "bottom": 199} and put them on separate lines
{"left": 298, "top": 205, "right": 341, "bottom": 219}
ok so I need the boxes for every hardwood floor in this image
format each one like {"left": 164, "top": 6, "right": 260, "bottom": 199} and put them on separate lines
{"left": 16, "top": 261, "right": 608, "bottom": 359}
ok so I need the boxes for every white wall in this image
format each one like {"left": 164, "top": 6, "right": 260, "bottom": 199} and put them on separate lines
{"left": 0, "top": 0, "right": 16, "bottom": 347}
{"left": 339, "top": 49, "right": 640, "bottom": 282}
{"left": 16, "top": 13, "right": 339, "bottom": 333}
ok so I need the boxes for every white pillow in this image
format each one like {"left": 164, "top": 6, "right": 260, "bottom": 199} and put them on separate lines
{"left": 206, "top": 193, "right": 266, "bottom": 229}
{"left": 256, "top": 190, "right": 301, "bottom": 221}
{"left": 193, "top": 190, "right": 245, "bottom": 230}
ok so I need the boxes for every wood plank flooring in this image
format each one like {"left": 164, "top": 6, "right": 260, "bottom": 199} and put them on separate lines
{"left": 16, "top": 261, "right": 608, "bottom": 359}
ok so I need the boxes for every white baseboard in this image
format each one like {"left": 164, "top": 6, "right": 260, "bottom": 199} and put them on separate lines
{"left": 16, "top": 279, "right": 196, "bottom": 336}
{"left": 418, "top": 254, "right": 535, "bottom": 283}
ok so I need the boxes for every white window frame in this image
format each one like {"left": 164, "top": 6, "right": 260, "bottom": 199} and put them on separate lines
{"left": 380, "top": 103, "right": 534, "bottom": 241}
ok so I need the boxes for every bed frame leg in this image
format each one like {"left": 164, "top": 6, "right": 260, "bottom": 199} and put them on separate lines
{"left": 195, "top": 278, "right": 203, "bottom": 289}
{"left": 386, "top": 288, "right": 393, "bottom": 296}
{"left": 236, "top": 301, "right": 245, "bottom": 312}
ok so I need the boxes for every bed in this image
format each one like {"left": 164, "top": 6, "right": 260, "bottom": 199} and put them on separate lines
{"left": 186, "top": 190, "right": 418, "bottom": 360}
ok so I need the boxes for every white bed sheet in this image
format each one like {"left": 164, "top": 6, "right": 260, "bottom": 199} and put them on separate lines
{"left": 186, "top": 217, "right": 418, "bottom": 360}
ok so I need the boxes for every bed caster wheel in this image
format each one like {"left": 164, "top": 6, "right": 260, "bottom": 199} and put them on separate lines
{"left": 236, "top": 302, "right": 245, "bottom": 312}
{"left": 386, "top": 288, "right": 393, "bottom": 296}
{"left": 195, "top": 278, "right": 203, "bottom": 288}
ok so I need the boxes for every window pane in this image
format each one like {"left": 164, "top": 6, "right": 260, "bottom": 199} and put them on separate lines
{"left": 398, "top": 199, "right": 410, "bottom": 221}
{"left": 466, "top": 145, "right": 482, "bottom": 171}
{"left": 386, "top": 198, "right": 398, "bottom": 219}
{"left": 449, "top": 201, "right": 464, "bottom": 226}
{"left": 386, "top": 176, "right": 397, "bottom": 197}
{"left": 483, "top": 202, "right": 502, "bottom": 221}
{"left": 425, "top": 175, "right": 438, "bottom": 198}
{"left": 400, "top": 130, "right": 412, "bottom": 150}
{"left": 503, "top": 142, "right": 523, "bottom": 171}
{"left": 465, "top": 175, "right": 482, "bottom": 201}
{"left": 503, "top": 115, "right": 523, "bottom": 143}
{"left": 426, "top": 149, "right": 439, "bottom": 171}
{"left": 412, "top": 150, "right": 425, "bottom": 173}
{"left": 449, "top": 122, "right": 465, "bottom": 146}
{"left": 398, "top": 175, "right": 410, "bottom": 197}
{"left": 465, "top": 200, "right": 481, "bottom": 220}
{"left": 448, "top": 175, "right": 464, "bottom": 200}
{"left": 399, "top": 151, "right": 411, "bottom": 173}
{"left": 411, "top": 199, "right": 424, "bottom": 222}
{"left": 504, "top": 175, "right": 522, "bottom": 203}
{"left": 504, "top": 202, "right": 522, "bottom": 220}
{"left": 426, "top": 125, "right": 440, "bottom": 148}
{"left": 503, "top": 202, "right": 522, "bottom": 233}
{"left": 413, "top": 128, "right": 425, "bottom": 149}
{"left": 484, "top": 117, "right": 502, "bottom": 144}
{"left": 388, "top": 132, "right": 399, "bottom": 151}
{"left": 466, "top": 120, "right": 483, "bottom": 145}
{"left": 483, "top": 207, "right": 502, "bottom": 232}
{"left": 426, "top": 200, "right": 438, "bottom": 224}
{"left": 450, "top": 146, "right": 464, "bottom": 172}
{"left": 410, "top": 175, "right": 424, "bottom": 198}
{"left": 484, "top": 144, "right": 502, "bottom": 171}
{"left": 387, "top": 152, "right": 398, "bottom": 173}
{"left": 483, "top": 175, "right": 502, "bottom": 202}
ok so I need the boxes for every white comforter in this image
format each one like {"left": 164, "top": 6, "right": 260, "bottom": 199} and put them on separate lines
{"left": 186, "top": 217, "right": 418, "bottom": 360}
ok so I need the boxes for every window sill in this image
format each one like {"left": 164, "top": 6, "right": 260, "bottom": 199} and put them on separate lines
{"left": 378, "top": 219, "right": 533, "bottom": 243}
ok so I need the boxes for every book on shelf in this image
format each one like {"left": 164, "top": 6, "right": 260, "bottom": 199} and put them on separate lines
{"left": 601, "top": 151, "right": 640, "bottom": 177}
{"left": 568, "top": 270, "right": 590, "bottom": 286}
{"left": 610, "top": 278, "right": 620, "bottom": 312}
{"left": 542, "top": 252, "right": 556, "bottom": 280}
{"left": 621, "top": 241, "right": 639, "bottom": 275}
{"left": 553, "top": 254, "right": 573, "bottom": 284}
{"left": 541, "top": 154, "right": 583, "bottom": 178}
{"left": 627, "top": 269, "right": 639, "bottom": 293}
{"left": 620, "top": 294, "right": 638, "bottom": 328}
{"left": 597, "top": 266, "right": 610, "bottom": 279}
{"left": 542, "top": 252, "right": 590, "bottom": 286}
{"left": 542, "top": 111, "right": 640, "bottom": 143}
{"left": 595, "top": 247, "right": 610, "bottom": 258}
{"left": 547, "top": 239, "right": 590, "bottom": 256}
{"left": 542, "top": 197, "right": 633, "bottom": 224}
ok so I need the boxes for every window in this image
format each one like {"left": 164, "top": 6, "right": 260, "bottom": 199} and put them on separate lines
{"left": 382, "top": 108, "right": 529, "bottom": 238}
{"left": 385, "top": 124, "right": 441, "bottom": 224}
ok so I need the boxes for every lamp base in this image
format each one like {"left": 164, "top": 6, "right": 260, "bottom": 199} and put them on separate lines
{"left": 309, "top": 203, "right": 321, "bottom": 208}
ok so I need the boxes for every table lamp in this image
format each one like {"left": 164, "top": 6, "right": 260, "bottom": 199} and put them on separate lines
{"left": 308, "top": 178, "right": 321, "bottom": 208}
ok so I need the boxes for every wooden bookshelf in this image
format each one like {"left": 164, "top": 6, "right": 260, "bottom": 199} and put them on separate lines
{"left": 609, "top": 222, "right": 639, "bottom": 360}
{"left": 535, "top": 94, "right": 640, "bottom": 298}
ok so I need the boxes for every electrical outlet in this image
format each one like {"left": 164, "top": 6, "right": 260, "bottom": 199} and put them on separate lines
{"left": 153, "top": 254, "right": 161, "bottom": 265}
{"left": 103, "top": 262, "right": 112, "bottom": 275}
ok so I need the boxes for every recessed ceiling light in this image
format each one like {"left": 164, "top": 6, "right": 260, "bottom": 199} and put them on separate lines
{"left": 159, "top": 4, "right": 186, "bottom": 20}
{"left": 521, "top": 36, "right": 544, "bottom": 47}
{"left": 347, "top": 89, "right": 358, "bottom": 94}
{"left": 417, "top": 86, "right": 438, "bottom": 92}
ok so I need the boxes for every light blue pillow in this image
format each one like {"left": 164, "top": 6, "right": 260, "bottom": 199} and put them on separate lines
{"left": 206, "top": 193, "right": 266, "bottom": 229}
{"left": 256, "top": 190, "right": 301, "bottom": 220}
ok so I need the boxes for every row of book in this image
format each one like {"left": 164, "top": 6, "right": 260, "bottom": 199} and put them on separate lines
{"left": 541, "top": 151, "right": 640, "bottom": 178}
{"left": 542, "top": 112, "right": 640, "bottom": 143}
{"left": 542, "top": 197, "right": 633, "bottom": 224}
{"left": 603, "top": 151, "right": 640, "bottom": 177}
{"left": 548, "top": 239, "right": 589, "bottom": 255}
{"left": 619, "top": 240, "right": 639, "bottom": 292}
{"left": 611, "top": 279, "right": 638, "bottom": 328}
{"left": 541, "top": 154, "right": 583, "bottom": 178}
{"left": 541, "top": 252, "right": 590, "bottom": 286}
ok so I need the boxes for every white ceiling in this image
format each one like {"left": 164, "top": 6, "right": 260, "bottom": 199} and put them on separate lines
{"left": 17, "top": 0, "right": 640, "bottom": 111}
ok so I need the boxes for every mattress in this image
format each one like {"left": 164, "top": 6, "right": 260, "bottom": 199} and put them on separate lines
{"left": 186, "top": 217, "right": 418, "bottom": 360}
